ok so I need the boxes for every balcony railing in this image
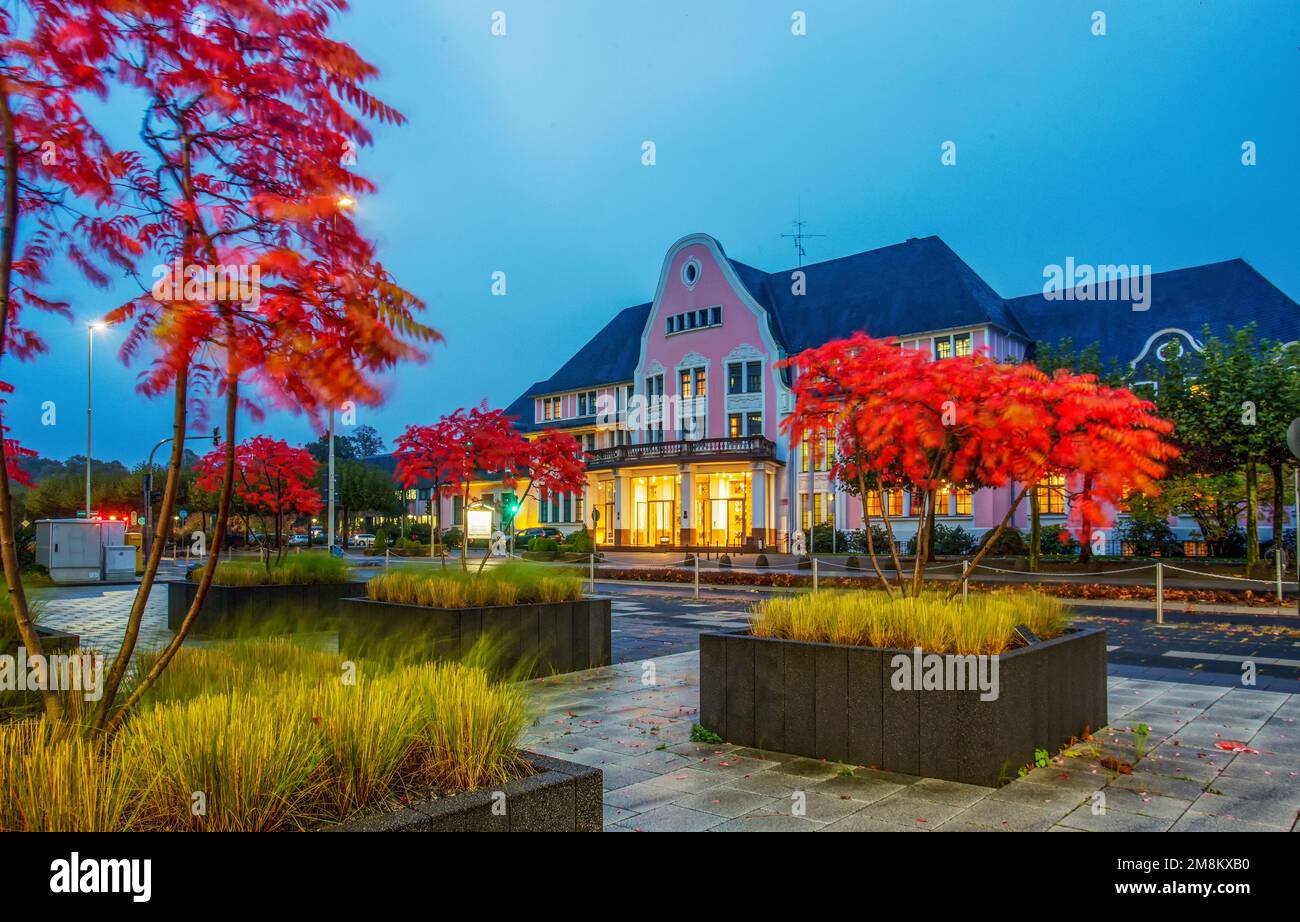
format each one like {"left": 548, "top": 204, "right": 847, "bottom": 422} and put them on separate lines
{"left": 586, "top": 435, "right": 777, "bottom": 469}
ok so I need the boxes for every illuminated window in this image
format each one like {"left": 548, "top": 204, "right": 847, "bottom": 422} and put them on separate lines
{"left": 868, "top": 491, "right": 903, "bottom": 517}
{"left": 1183, "top": 541, "right": 1208, "bottom": 557}
{"left": 933, "top": 337, "right": 952, "bottom": 360}
{"left": 1035, "top": 475, "right": 1067, "bottom": 514}
{"left": 728, "top": 414, "right": 742, "bottom": 438}
{"left": 954, "top": 486, "right": 972, "bottom": 516}
{"left": 954, "top": 332, "right": 972, "bottom": 357}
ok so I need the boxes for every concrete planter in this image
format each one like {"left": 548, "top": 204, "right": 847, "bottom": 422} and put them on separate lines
{"left": 338, "top": 596, "right": 611, "bottom": 678}
{"left": 331, "top": 752, "right": 603, "bottom": 832}
{"left": 700, "top": 624, "right": 1107, "bottom": 786}
{"left": 4, "top": 624, "right": 82, "bottom": 656}
{"left": 166, "top": 580, "right": 368, "bottom": 634}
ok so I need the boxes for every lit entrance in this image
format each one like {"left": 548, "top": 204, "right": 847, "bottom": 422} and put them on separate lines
{"left": 632, "top": 474, "right": 680, "bottom": 546}
{"left": 696, "top": 472, "right": 750, "bottom": 548}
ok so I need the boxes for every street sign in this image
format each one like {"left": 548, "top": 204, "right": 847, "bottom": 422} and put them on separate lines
{"left": 178, "top": 509, "right": 189, "bottom": 520}
{"left": 136, "top": 515, "right": 145, "bottom": 526}
{"left": 1288, "top": 417, "right": 1300, "bottom": 460}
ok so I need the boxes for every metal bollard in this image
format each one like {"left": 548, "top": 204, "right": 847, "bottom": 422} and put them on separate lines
{"left": 961, "top": 559, "right": 969, "bottom": 604}
{"left": 590, "top": 553, "right": 596, "bottom": 594}
{"left": 1155, "top": 561, "right": 1164, "bottom": 624}
{"left": 1276, "top": 549, "right": 1284, "bottom": 604}
{"left": 693, "top": 554, "right": 700, "bottom": 601}
{"left": 385, "top": 548, "right": 390, "bottom": 573}
{"left": 813, "top": 557, "right": 819, "bottom": 593}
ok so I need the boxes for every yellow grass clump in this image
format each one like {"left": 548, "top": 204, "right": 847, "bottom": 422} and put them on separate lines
{"left": 367, "top": 562, "right": 582, "bottom": 609}
{"left": 0, "top": 639, "right": 531, "bottom": 831}
{"left": 749, "top": 590, "right": 1068, "bottom": 655}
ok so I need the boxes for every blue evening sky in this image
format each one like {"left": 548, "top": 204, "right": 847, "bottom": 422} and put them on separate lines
{"left": 9, "top": 0, "right": 1299, "bottom": 464}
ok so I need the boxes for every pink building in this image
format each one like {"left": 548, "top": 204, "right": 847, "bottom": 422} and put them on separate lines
{"left": 396, "top": 233, "right": 1298, "bottom": 553}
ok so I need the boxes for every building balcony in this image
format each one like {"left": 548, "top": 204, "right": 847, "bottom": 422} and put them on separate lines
{"left": 585, "top": 435, "right": 778, "bottom": 470}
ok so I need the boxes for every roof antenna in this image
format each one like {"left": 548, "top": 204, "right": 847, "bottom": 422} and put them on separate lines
{"left": 780, "top": 198, "right": 825, "bottom": 267}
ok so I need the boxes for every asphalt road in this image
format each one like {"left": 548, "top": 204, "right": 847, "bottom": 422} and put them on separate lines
{"left": 596, "top": 581, "right": 1300, "bottom": 693}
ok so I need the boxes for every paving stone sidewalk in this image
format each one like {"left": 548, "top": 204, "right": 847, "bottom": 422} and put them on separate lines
{"left": 521, "top": 653, "right": 1300, "bottom": 832}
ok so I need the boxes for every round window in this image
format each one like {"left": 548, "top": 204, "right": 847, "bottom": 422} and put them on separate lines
{"left": 681, "top": 257, "right": 701, "bottom": 289}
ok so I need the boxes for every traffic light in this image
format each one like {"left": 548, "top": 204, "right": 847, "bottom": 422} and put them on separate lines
{"left": 502, "top": 493, "right": 520, "bottom": 525}
{"left": 212, "top": 427, "right": 221, "bottom": 447}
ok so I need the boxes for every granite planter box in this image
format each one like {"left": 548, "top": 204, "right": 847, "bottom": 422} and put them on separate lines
{"left": 4, "top": 624, "right": 81, "bottom": 656}
{"left": 331, "top": 752, "right": 602, "bottom": 832}
{"left": 338, "top": 596, "right": 611, "bottom": 678}
{"left": 166, "top": 580, "right": 368, "bottom": 634}
{"left": 699, "top": 624, "right": 1107, "bottom": 787}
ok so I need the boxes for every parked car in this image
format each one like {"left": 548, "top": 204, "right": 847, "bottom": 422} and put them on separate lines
{"left": 288, "top": 533, "right": 310, "bottom": 547}
{"left": 352, "top": 533, "right": 376, "bottom": 548}
{"left": 517, "top": 526, "right": 564, "bottom": 542}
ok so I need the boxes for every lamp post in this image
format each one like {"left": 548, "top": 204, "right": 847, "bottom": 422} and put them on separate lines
{"left": 326, "top": 195, "right": 355, "bottom": 553}
{"left": 85, "top": 321, "right": 106, "bottom": 516}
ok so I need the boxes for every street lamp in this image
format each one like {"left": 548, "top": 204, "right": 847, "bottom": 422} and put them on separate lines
{"left": 85, "top": 321, "right": 106, "bottom": 516}
{"left": 326, "top": 194, "right": 355, "bottom": 553}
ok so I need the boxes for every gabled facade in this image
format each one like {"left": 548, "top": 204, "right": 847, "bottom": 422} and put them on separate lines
{"left": 387, "top": 233, "right": 1298, "bottom": 552}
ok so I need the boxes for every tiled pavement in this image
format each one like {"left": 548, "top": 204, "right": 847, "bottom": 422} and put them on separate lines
{"left": 28, "top": 580, "right": 1300, "bottom": 831}
{"left": 31, "top": 584, "right": 171, "bottom": 657}
{"left": 521, "top": 653, "right": 1300, "bottom": 832}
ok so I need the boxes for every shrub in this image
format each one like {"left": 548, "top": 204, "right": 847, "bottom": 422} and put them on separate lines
{"left": 843, "top": 525, "right": 894, "bottom": 555}
{"left": 802, "top": 522, "right": 847, "bottom": 553}
{"left": 750, "top": 590, "right": 1067, "bottom": 655}
{"left": 977, "top": 527, "right": 1028, "bottom": 556}
{"left": 206, "top": 554, "right": 353, "bottom": 586}
{"left": 564, "top": 528, "right": 594, "bottom": 554}
{"left": 1114, "top": 518, "right": 1182, "bottom": 558}
{"left": 906, "top": 523, "right": 978, "bottom": 557}
{"left": 374, "top": 528, "right": 389, "bottom": 551}
{"left": 527, "top": 537, "right": 558, "bottom": 553}
{"left": 441, "top": 527, "right": 463, "bottom": 547}
{"left": 1039, "top": 524, "right": 1080, "bottom": 557}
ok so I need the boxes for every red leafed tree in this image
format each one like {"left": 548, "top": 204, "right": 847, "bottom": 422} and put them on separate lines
{"left": 396, "top": 408, "right": 588, "bottom": 573}
{"left": 87, "top": 1, "right": 436, "bottom": 731}
{"left": 393, "top": 417, "right": 457, "bottom": 565}
{"left": 196, "top": 437, "right": 321, "bottom": 563}
{"left": 511, "top": 429, "right": 589, "bottom": 526}
{"left": 0, "top": 2, "right": 139, "bottom": 722}
{"left": 781, "top": 334, "right": 1177, "bottom": 597}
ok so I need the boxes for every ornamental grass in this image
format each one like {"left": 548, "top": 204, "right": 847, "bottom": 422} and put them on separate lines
{"left": 203, "top": 553, "right": 354, "bottom": 587}
{"left": 366, "top": 561, "right": 584, "bottom": 608}
{"left": 749, "top": 590, "right": 1068, "bottom": 655}
{"left": 0, "top": 639, "right": 530, "bottom": 831}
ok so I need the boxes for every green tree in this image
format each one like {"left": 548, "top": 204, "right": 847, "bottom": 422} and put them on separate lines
{"left": 1157, "top": 326, "right": 1300, "bottom": 568}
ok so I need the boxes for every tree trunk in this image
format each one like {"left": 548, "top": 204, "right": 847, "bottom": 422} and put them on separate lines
{"left": 1077, "top": 474, "right": 1094, "bottom": 563}
{"left": 461, "top": 484, "right": 470, "bottom": 571}
{"left": 0, "top": 89, "right": 59, "bottom": 720}
{"left": 1269, "top": 461, "right": 1284, "bottom": 563}
{"left": 1245, "top": 460, "right": 1260, "bottom": 567}
{"left": 1028, "top": 487, "right": 1041, "bottom": 571}
{"left": 93, "top": 374, "right": 188, "bottom": 730}
{"left": 949, "top": 483, "right": 1032, "bottom": 600}
{"left": 107, "top": 329, "right": 240, "bottom": 731}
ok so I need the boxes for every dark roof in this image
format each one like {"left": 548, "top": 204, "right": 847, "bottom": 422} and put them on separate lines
{"left": 741, "top": 236, "right": 1028, "bottom": 353}
{"left": 504, "top": 302, "right": 650, "bottom": 431}
{"left": 504, "top": 238, "right": 1298, "bottom": 419}
{"left": 1006, "top": 259, "right": 1299, "bottom": 367}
